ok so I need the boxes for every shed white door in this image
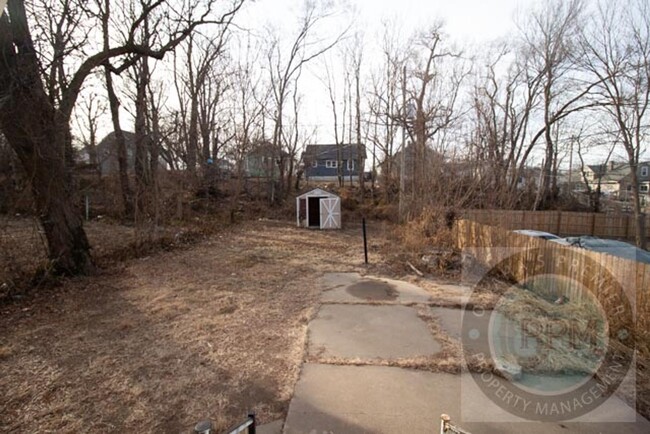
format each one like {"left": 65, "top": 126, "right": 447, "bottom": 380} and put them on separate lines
{"left": 319, "top": 197, "right": 341, "bottom": 229}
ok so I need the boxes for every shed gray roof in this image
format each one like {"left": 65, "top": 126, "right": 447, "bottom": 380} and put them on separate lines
{"left": 302, "top": 144, "right": 367, "bottom": 161}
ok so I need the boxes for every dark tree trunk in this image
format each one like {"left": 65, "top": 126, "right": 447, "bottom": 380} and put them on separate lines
{"left": 134, "top": 56, "right": 151, "bottom": 215}
{"left": 102, "top": 0, "right": 133, "bottom": 218}
{"left": 105, "top": 70, "right": 134, "bottom": 217}
{"left": 85, "top": 124, "right": 101, "bottom": 180}
{"left": 148, "top": 98, "right": 160, "bottom": 184}
{"left": 0, "top": 4, "right": 93, "bottom": 274}
{"left": 628, "top": 164, "right": 647, "bottom": 250}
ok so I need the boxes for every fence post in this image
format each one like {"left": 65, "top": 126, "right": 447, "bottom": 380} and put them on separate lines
{"left": 556, "top": 211, "right": 562, "bottom": 235}
{"left": 362, "top": 218, "right": 369, "bottom": 265}
{"left": 591, "top": 213, "right": 596, "bottom": 236}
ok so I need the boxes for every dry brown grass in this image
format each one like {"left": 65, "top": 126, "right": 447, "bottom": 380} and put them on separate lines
{"left": 495, "top": 285, "right": 608, "bottom": 374}
{"left": 382, "top": 208, "right": 463, "bottom": 278}
{"left": 0, "top": 216, "right": 196, "bottom": 290}
{"left": 0, "top": 219, "right": 392, "bottom": 433}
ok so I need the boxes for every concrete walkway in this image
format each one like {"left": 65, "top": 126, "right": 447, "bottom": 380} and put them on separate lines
{"left": 282, "top": 273, "right": 650, "bottom": 434}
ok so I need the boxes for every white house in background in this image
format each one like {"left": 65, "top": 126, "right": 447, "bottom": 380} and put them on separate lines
{"left": 585, "top": 161, "right": 650, "bottom": 200}
{"left": 296, "top": 188, "right": 341, "bottom": 230}
{"left": 584, "top": 161, "right": 630, "bottom": 195}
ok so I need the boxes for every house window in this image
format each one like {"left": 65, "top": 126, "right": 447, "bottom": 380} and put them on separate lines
{"left": 347, "top": 159, "right": 355, "bottom": 171}
{"left": 312, "top": 160, "right": 318, "bottom": 168}
{"left": 326, "top": 160, "right": 338, "bottom": 168}
{"left": 642, "top": 166, "right": 649, "bottom": 177}
{"left": 641, "top": 184, "right": 649, "bottom": 193}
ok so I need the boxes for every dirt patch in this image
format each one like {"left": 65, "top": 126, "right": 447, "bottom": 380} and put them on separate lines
{"left": 0, "top": 220, "right": 393, "bottom": 433}
{"left": 346, "top": 280, "right": 398, "bottom": 301}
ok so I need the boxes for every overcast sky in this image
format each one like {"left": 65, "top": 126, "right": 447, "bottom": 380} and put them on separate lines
{"left": 245, "top": 0, "right": 531, "bottom": 42}
{"left": 236, "top": 0, "right": 534, "bottom": 146}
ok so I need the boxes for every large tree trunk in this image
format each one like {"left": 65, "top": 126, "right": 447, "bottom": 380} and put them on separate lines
{"left": 134, "top": 56, "right": 152, "bottom": 216}
{"left": 628, "top": 166, "right": 647, "bottom": 250}
{"left": 0, "top": 87, "right": 93, "bottom": 275}
{"left": 187, "top": 97, "right": 199, "bottom": 175}
{"left": 102, "top": 0, "right": 133, "bottom": 218}
{"left": 0, "top": 0, "right": 93, "bottom": 275}
{"left": 105, "top": 70, "right": 134, "bottom": 217}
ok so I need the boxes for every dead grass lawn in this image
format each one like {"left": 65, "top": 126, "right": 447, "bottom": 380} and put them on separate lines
{"left": 0, "top": 220, "right": 391, "bottom": 433}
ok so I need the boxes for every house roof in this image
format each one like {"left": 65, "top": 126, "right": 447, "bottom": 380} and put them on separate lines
{"left": 587, "top": 162, "right": 634, "bottom": 183}
{"left": 618, "top": 161, "right": 650, "bottom": 183}
{"left": 586, "top": 164, "right": 608, "bottom": 176}
{"left": 392, "top": 142, "right": 443, "bottom": 161}
{"left": 246, "top": 142, "right": 289, "bottom": 158}
{"left": 97, "top": 131, "right": 136, "bottom": 156}
{"left": 302, "top": 144, "right": 367, "bottom": 161}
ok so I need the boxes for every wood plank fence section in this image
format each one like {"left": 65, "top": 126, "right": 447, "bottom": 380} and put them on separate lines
{"left": 460, "top": 210, "right": 650, "bottom": 240}
{"left": 455, "top": 219, "right": 650, "bottom": 356}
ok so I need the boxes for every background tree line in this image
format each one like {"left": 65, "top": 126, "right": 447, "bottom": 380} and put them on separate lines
{"left": 1, "top": 0, "right": 649, "bottom": 277}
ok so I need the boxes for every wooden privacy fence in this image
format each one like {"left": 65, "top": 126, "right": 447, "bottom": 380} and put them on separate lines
{"left": 455, "top": 219, "right": 650, "bottom": 355}
{"left": 461, "top": 209, "right": 650, "bottom": 240}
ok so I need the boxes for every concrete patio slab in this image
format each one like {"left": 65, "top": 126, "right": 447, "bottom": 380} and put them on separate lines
{"left": 308, "top": 304, "right": 441, "bottom": 359}
{"left": 321, "top": 273, "right": 432, "bottom": 304}
{"left": 321, "top": 272, "right": 362, "bottom": 290}
{"left": 283, "top": 364, "right": 650, "bottom": 434}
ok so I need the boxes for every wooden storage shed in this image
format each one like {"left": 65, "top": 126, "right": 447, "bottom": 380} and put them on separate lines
{"left": 296, "top": 188, "right": 341, "bottom": 229}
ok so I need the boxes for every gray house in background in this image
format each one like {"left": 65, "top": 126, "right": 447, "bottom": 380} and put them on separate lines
{"left": 96, "top": 131, "right": 137, "bottom": 174}
{"left": 95, "top": 131, "right": 168, "bottom": 174}
{"left": 302, "top": 144, "right": 366, "bottom": 185}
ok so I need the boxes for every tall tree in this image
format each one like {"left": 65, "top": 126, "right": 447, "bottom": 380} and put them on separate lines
{"left": 406, "top": 22, "right": 468, "bottom": 210}
{"left": 74, "top": 92, "right": 105, "bottom": 180}
{"left": 581, "top": 0, "right": 650, "bottom": 248}
{"left": 0, "top": 0, "right": 244, "bottom": 275}
{"left": 518, "top": 0, "right": 586, "bottom": 209}
{"left": 101, "top": 0, "right": 134, "bottom": 216}
{"left": 266, "top": 0, "right": 348, "bottom": 200}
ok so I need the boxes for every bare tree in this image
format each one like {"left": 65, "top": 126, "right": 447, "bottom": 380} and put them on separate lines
{"left": 366, "top": 20, "right": 404, "bottom": 200}
{"left": 580, "top": 0, "right": 650, "bottom": 248}
{"left": 100, "top": 0, "right": 134, "bottom": 216}
{"left": 0, "top": 0, "right": 245, "bottom": 275}
{"left": 321, "top": 60, "right": 344, "bottom": 186}
{"left": 265, "top": 0, "right": 349, "bottom": 200}
{"left": 405, "top": 22, "right": 469, "bottom": 211}
{"left": 74, "top": 92, "right": 105, "bottom": 180}
{"left": 227, "top": 34, "right": 268, "bottom": 207}
{"left": 517, "top": 0, "right": 588, "bottom": 209}
{"left": 576, "top": 131, "right": 616, "bottom": 213}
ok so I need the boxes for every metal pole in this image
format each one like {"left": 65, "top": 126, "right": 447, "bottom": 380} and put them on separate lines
{"left": 568, "top": 136, "right": 574, "bottom": 194}
{"left": 399, "top": 65, "right": 406, "bottom": 223}
{"left": 362, "top": 218, "right": 368, "bottom": 264}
